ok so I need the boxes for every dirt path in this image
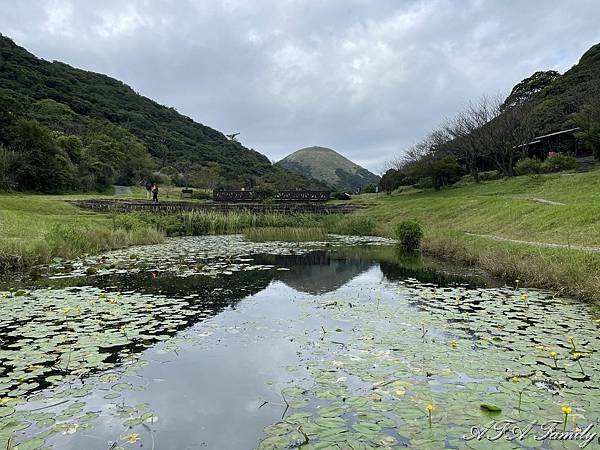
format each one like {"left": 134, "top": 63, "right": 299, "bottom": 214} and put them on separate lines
{"left": 466, "top": 233, "right": 600, "bottom": 253}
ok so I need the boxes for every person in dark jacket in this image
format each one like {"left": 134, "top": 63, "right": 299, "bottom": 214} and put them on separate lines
{"left": 145, "top": 180, "right": 153, "bottom": 200}
{"left": 151, "top": 184, "right": 159, "bottom": 203}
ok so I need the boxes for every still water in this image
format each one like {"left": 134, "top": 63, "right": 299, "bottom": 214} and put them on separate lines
{"left": 0, "top": 236, "right": 598, "bottom": 449}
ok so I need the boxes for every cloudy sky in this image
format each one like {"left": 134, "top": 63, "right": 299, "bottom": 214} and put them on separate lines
{"left": 1, "top": 1, "right": 599, "bottom": 173}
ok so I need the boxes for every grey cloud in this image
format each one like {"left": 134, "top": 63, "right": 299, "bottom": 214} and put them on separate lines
{"left": 1, "top": 0, "right": 599, "bottom": 173}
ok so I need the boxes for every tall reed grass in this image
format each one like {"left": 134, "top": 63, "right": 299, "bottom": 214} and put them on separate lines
{"left": 244, "top": 227, "right": 327, "bottom": 242}
{"left": 114, "top": 211, "right": 376, "bottom": 237}
{"left": 0, "top": 224, "right": 164, "bottom": 271}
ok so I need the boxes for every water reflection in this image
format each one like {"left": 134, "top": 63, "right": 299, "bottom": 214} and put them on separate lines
{"left": 1, "top": 243, "right": 504, "bottom": 450}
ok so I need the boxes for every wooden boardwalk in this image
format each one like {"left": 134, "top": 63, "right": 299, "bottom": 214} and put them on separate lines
{"left": 69, "top": 199, "right": 365, "bottom": 215}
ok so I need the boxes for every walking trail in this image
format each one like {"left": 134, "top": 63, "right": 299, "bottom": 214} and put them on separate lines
{"left": 466, "top": 233, "right": 600, "bottom": 253}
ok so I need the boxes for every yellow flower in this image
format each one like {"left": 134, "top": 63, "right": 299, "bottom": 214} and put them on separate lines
{"left": 120, "top": 325, "right": 126, "bottom": 333}
{"left": 550, "top": 351, "right": 557, "bottom": 358}
{"left": 573, "top": 352, "right": 581, "bottom": 360}
{"left": 124, "top": 433, "right": 140, "bottom": 443}
{"left": 568, "top": 336, "right": 574, "bottom": 342}
{"left": 0, "top": 398, "right": 11, "bottom": 406}
{"left": 595, "top": 319, "right": 600, "bottom": 324}
{"left": 561, "top": 406, "right": 572, "bottom": 415}
{"left": 511, "top": 376, "right": 520, "bottom": 383}
{"left": 425, "top": 404, "right": 433, "bottom": 412}
{"left": 450, "top": 341, "right": 458, "bottom": 348}
{"left": 520, "top": 293, "right": 529, "bottom": 301}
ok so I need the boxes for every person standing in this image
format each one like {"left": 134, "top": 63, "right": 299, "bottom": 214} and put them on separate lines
{"left": 151, "top": 183, "right": 159, "bottom": 203}
{"left": 145, "top": 180, "right": 153, "bottom": 200}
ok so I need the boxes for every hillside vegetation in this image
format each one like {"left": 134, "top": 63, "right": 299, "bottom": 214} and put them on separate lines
{"left": 0, "top": 34, "right": 323, "bottom": 192}
{"left": 277, "top": 146, "right": 380, "bottom": 192}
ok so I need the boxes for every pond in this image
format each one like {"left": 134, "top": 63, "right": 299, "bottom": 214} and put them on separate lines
{"left": 1, "top": 235, "right": 599, "bottom": 449}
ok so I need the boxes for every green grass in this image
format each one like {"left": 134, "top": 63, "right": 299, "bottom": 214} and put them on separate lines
{"left": 244, "top": 227, "right": 327, "bottom": 242}
{"left": 358, "top": 170, "right": 600, "bottom": 245}
{"left": 354, "top": 168, "right": 600, "bottom": 301}
{"left": 0, "top": 193, "right": 164, "bottom": 270}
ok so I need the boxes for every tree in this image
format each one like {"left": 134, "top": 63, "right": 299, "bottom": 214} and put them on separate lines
{"left": 485, "top": 100, "right": 535, "bottom": 176}
{"left": 444, "top": 96, "right": 499, "bottom": 182}
{"left": 0, "top": 146, "right": 20, "bottom": 191}
{"left": 571, "top": 83, "right": 600, "bottom": 160}
{"left": 118, "top": 142, "right": 155, "bottom": 185}
{"left": 7, "top": 119, "right": 77, "bottom": 192}
{"left": 502, "top": 71, "right": 560, "bottom": 109}
{"left": 409, "top": 154, "right": 463, "bottom": 190}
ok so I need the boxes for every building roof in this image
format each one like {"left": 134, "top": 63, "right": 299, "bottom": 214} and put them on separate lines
{"left": 533, "top": 127, "right": 580, "bottom": 140}
{"left": 517, "top": 127, "right": 580, "bottom": 148}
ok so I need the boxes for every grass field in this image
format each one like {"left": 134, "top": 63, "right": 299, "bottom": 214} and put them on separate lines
{"left": 0, "top": 193, "right": 163, "bottom": 270}
{"left": 355, "top": 168, "right": 600, "bottom": 301}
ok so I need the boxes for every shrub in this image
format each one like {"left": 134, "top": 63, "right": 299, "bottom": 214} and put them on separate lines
{"left": 253, "top": 186, "right": 277, "bottom": 202}
{"left": 395, "top": 220, "right": 423, "bottom": 252}
{"left": 414, "top": 178, "right": 434, "bottom": 189}
{"left": 479, "top": 170, "right": 502, "bottom": 181}
{"left": 540, "top": 154, "right": 577, "bottom": 173}
{"left": 515, "top": 158, "right": 541, "bottom": 175}
{"left": 191, "top": 190, "right": 212, "bottom": 200}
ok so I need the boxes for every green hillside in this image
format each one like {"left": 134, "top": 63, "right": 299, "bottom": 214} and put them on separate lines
{"left": 277, "top": 146, "right": 380, "bottom": 191}
{"left": 526, "top": 43, "right": 600, "bottom": 134}
{"left": 0, "top": 34, "right": 323, "bottom": 192}
{"left": 356, "top": 166, "right": 600, "bottom": 300}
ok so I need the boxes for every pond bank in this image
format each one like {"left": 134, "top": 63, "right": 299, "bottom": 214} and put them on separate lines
{"left": 358, "top": 169, "right": 600, "bottom": 302}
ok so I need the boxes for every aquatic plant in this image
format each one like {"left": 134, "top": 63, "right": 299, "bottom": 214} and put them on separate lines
{"left": 568, "top": 335, "right": 577, "bottom": 352}
{"left": 561, "top": 405, "right": 572, "bottom": 432}
{"left": 394, "top": 220, "right": 423, "bottom": 253}
{"left": 244, "top": 227, "right": 327, "bottom": 242}
{"left": 573, "top": 352, "right": 585, "bottom": 374}
{"left": 425, "top": 404, "right": 433, "bottom": 428}
{"left": 550, "top": 351, "right": 558, "bottom": 368}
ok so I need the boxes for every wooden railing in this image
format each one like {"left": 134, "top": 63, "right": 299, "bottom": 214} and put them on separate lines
{"left": 69, "top": 199, "right": 365, "bottom": 215}
{"left": 274, "top": 190, "right": 330, "bottom": 202}
{"left": 212, "top": 190, "right": 254, "bottom": 202}
{"left": 212, "top": 190, "right": 330, "bottom": 202}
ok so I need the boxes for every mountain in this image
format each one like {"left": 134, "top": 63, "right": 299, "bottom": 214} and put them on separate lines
{"left": 277, "top": 146, "right": 380, "bottom": 192}
{"left": 0, "top": 34, "right": 324, "bottom": 192}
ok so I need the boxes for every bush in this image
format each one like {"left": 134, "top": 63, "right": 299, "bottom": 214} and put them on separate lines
{"left": 395, "top": 220, "right": 423, "bottom": 252}
{"left": 540, "top": 154, "right": 577, "bottom": 173}
{"left": 414, "top": 178, "right": 434, "bottom": 189}
{"left": 479, "top": 170, "right": 502, "bottom": 181}
{"left": 253, "top": 186, "right": 277, "bottom": 202}
{"left": 515, "top": 158, "right": 541, "bottom": 175}
{"left": 191, "top": 190, "right": 212, "bottom": 200}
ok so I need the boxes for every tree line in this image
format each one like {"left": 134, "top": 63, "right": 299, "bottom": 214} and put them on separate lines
{"left": 381, "top": 73, "right": 600, "bottom": 193}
